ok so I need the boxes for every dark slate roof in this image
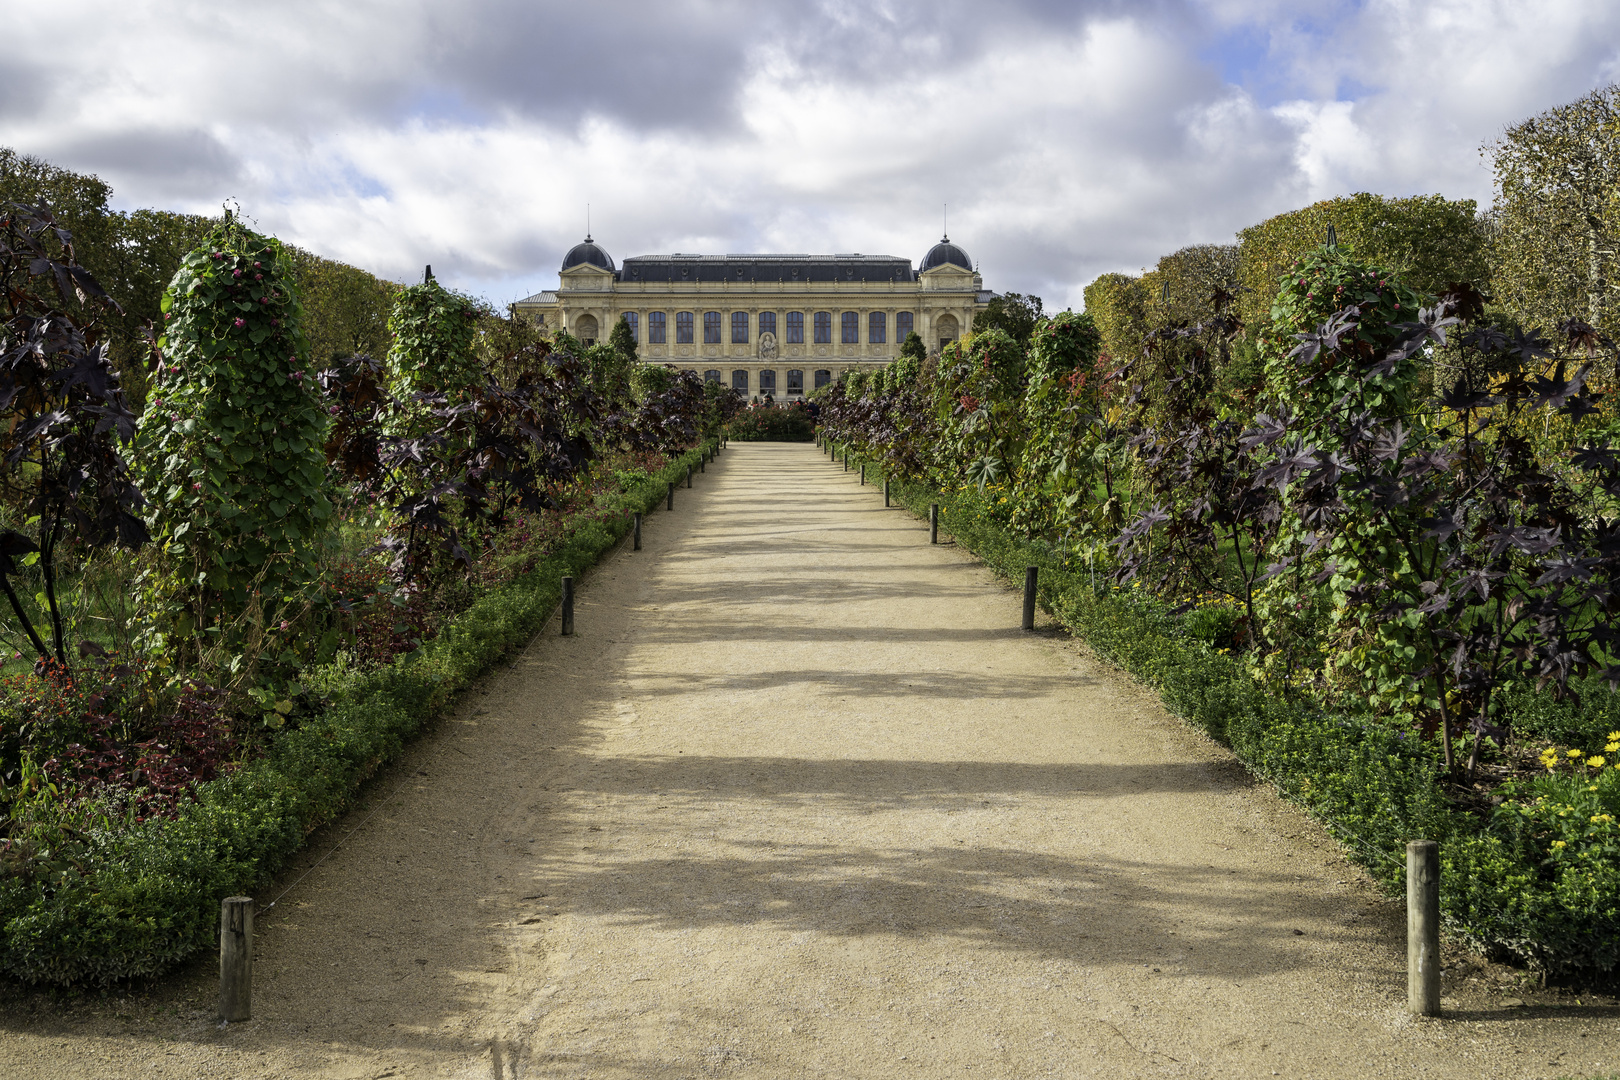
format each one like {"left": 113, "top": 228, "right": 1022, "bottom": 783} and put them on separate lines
{"left": 618, "top": 253, "right": 916, "bottom": 284}
{"left": 920, "top": 236, "right": 972, "bottom": 272}
{"left": 561, "top": 237, "right": 615, "bottom": 272}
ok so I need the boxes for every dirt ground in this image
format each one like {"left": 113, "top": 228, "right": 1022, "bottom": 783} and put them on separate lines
{"left": 3, "top": 441, "right": 1619, "bottom": 1079}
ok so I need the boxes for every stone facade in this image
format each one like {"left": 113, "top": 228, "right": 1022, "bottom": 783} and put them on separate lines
{"left": 513, "top": 237, "right": 994, "bottom": 399}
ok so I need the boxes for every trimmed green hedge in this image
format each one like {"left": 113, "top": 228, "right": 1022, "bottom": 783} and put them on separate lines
{"left": 878, "top": 468, "right": 1618, "bottom": 976}
{"left": 727, "top": 405, "right": 814, "bottom": 441}
{"left": 0, "top": 443, "right": 714, "bottom": 986}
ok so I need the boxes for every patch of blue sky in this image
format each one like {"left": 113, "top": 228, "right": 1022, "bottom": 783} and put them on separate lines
{"left": 399, "top": 87, "right": 490, "bottom": 128}
{"left": 336, "top": 165, "right": 388, "bottom": 200}
{"left": 1198, "top": 2, "right": 1377, "bottom": 106}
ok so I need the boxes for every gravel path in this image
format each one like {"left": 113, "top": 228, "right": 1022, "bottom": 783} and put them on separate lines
{"left": 4, "top": 442, "right": 1618, "bottom": 1079}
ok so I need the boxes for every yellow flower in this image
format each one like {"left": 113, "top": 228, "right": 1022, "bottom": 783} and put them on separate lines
{"left": 1589, "top": 756, "right": 1608, "bottom": 768}
{"left": 1610, "top": 731, "right": 1620, "bottom": 742}
{"left": 1552, "top": 840, "right": 1568, "bottom": 849}
{"left": 1568, "top": 749, "right": 1584, "bottom": 758}
{"left": 1606, "top": 742, "right": 1619, "bottom": 753}
{"left": 1591, "top": 815, "right": 1614, "bottom": 825}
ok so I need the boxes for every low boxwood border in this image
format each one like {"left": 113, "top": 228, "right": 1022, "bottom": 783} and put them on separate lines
{"left": 867, "top": 461, "right": 1616, "bottom": 976}
{"left": 0, "top": 442, "right": 715, "bottom": 987}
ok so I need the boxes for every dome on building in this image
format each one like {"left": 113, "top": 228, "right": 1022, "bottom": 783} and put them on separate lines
{"left": 920, "top": 235, "right": 972, "bottom": 272}
{"left": 561, "top": 236, "right": 615, "bottom": 272}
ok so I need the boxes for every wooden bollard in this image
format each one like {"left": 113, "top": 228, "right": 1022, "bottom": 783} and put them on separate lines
{"left": 686, "top": 465, "right": 693, "bottom": 489}
{"left": 1408, "top": 840, "right": 1440, "bottom": 1016}
{"left": 700, "top": 455, "right": 706, "bottom": 473}
{"left": 561, "top": 576, "right": 575, "bottom": 636}
{"left": 929, "top": 504, "right": 939, "bottom": 544}
{"left": 844, "top": 453, "right": 849, "bottom": 472}
{"left": 884, "top": 478, "right": 890, "bottom": 506}
{"left": 219, "top": 896, "right": 253, "bottom": 1022}
{"left": 667, "top": 482, "right": 674, "bottom": 511}
{"left": 860, "top": 464, "right": 865, "bottom": 485}
{"left": 633, "top": 512, "right": 642, "bottom": 551}
{"left": 1022, "top": 566, "right": 1038, "bottom": 630}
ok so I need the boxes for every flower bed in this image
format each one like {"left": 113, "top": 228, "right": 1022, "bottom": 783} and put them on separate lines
{"left": 0, "top": 444, "right": 712, "bottom": 986}
{"left": 873, "top": 472, "right": 1620, "bottom": 978}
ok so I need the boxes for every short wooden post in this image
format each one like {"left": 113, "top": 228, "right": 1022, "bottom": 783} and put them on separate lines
{"left": 1408, "top": 839, "right": 1441, "bottom": 1016}
{"left": 560, "top": 576, "right": 575, "bottom": 636}
{"left": 667, "top": 482, "right": 675, "bottom": 511}
{"left": 929, "top": 503, "right": 939, "bottom": 544}
{"left": 1022, "top": 567, "right": 1038, "bottom": 630}
{"left": 686, "top": 465, "right": 693, "bottom": 489}
{"left": 219, "top": 896, "right": 253, "bottom": 1022}
{"left": 844, "top": 453, "right": 849, "bottom": 472}
{"left": 884, "top": 478, "right": 890, "bottom": 506}
{"left": 700, "top": 455, "right": 706, "bottom": 473}
{"left": 633, "top": 512, "right": 642, "bottom": 550}
{"left": 859, "top": 464, "right": 865, "bottom": 485}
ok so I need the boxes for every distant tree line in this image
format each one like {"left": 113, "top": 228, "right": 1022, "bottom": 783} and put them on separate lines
{"left": 1084, "top": 84, "right": 1620, "bottom": 382}
{"left": 0, "top": 148, "right": 399, "bottom": 405}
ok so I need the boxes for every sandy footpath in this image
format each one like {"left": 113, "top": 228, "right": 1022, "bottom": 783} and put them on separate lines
{"left": 2, "top": 441, "right": 1618, "bottom": 1079}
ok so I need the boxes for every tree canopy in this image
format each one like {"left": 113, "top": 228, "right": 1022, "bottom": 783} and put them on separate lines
{"left": 973, "top": 291, "right": 1044, "bottom": 348}
{"left": 1486, "top": 83, "right": 1620, "bottom": 341}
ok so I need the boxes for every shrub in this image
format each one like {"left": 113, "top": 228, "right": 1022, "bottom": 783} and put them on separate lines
{"left": 135, "top": 214, "right": 334, "bottom": 670}
{"left": 727, "top": 402, "right": 814, "bottom": 441}
{"left": 385, "top": 277, "right": 479, "bottom": 400}
{"left": 0, "top": 202, "right": 147, "bottom": 673}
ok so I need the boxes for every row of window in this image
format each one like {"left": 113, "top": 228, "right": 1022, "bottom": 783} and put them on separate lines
{"left": 698, "top": 368, "right": 835, "bottom": 394}
{"left": 623, "top": 310, "right": 916, "bottom": 346}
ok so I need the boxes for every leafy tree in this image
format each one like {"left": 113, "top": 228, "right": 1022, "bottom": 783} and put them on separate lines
{"left": 1235, "top": 192, "right": 1488, "bottom": 329}
{"left": 1486, "top": 83, "right": 1620, "bottom": 344}
{"left": 630, "top": 360, "right": 673, "bottom": 402}
{"left": 974, "top": 291, "right": 1044, "bottom": 348}
{"left": 897, "top": 330, "right": 925, "bottom": 363}
{"left": 1082, "top": 272, "right": 1150, "bottom": 366}
{"left": 1151, "top": 244, "right": 1240, "bottom": 327}
{"left": 0, "top": 203, "right": 147, "bottom": 672}
{"left": 135, "top": 214, "right": 333, "bottom": 669}
{"left": 289, "top": 248, "right": 397, "bottom": 363}
{"left": 608, "top": 314, "right": 637, "bottom": 363}
{"left": 583, "top": 315, "right": 637, "bottom": 405}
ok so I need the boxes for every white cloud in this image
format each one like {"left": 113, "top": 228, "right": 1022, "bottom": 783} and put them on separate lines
{"left": 1, "top": 0, "right": 1617, "bottom": 310}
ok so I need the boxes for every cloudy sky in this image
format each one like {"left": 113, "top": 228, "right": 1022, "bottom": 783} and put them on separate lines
{"left": 3, "top": 1, "right": 1618, "bottom": 309}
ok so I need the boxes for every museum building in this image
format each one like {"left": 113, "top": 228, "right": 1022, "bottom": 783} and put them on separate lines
{"left": 513, "top": 235, "right": 995, "bottom": 399}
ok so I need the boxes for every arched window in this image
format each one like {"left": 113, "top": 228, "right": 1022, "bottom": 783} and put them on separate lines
{"left": 621, "top": 312, "right": 639, "bottom": 342}
{"left": 732, "top": 369, "right": 749, "bottom": 392}
{"left": 786, "top": 311, "right": 805, "bottom": 344}
{"left": 704, "top": 311, "right": 722, "bottom": 344}
{"left": 937, "top": 313, "right": 959, "bottom": 349}
{"left": 786, "top": 369, "right": 804, "bottom": 395}
{"left": 759, "top": 369, "right": 777, "bottom": 396}
{"left": 896, "top": 311, "right": 914, "bottom": 342}
{"left": 575, "top": 314, "right": 599, "bottom": 345}
{"left": 676, "top": 312, "right": 694, "bottom": 344}
{"left": 703, "top": 369, "right": 722, "bottom": 383}
{"left": 731, "top": 311, "right": 749, "bottom": 343}
{"left": 758, "top": 312, "right": 778, "bottom": 339}
{"left": 813, "top": 369, "right": 832, "bottom": 390}
{"left": 841, "top": 311, "right": 859, "bottom": 344}
{"left": 649, "top": 311, "right": 667, "bottom": 344}
{"left": 868, "top": 311, "right": 886, "bottom": 344}
{"left": 813, "top": 312, "right": 832, "bottom": 344}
